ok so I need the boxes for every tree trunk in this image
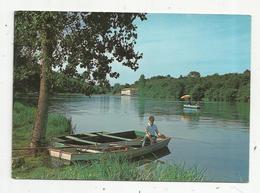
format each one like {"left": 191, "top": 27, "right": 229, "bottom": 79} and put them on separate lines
{"left": 30, "top": 30, "right": 52, "bottom": 152}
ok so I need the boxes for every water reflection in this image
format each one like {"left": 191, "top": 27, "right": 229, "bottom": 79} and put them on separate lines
{"left": 180, "top": 109, "right": 201, "bottom": 122}
{"left": 180, "top": 114, "right": 192, "bottom": 122}
{"left": 136, "top": 98, "right": 146, "bottom": 119}
{"left": 134, "top": 147, "right": 171, "bottom": 165}
{"left": 120, "top": 95, "right": 131, "bottom": 105}
{"left": 98, "top": 95, "right": 110, "bottom": 113}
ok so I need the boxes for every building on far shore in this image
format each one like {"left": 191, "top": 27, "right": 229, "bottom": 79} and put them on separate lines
{"left": 121, "top": 88, "right": 137, "bottom": 96}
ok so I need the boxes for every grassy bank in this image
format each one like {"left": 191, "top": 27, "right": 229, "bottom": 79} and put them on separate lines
{"left": 12, "top": 102, "right": 71, "bottom": 150}
{"left": 12, "top": 102, "right": 206, "bottom": 181}
{"left": 12, "top": 102, "right": 72, "bottom": 177}
{"left": 14, "top": 154, "right": 206, "bottom": 181}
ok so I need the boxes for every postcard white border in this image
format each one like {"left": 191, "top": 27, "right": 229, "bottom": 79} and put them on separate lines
{"left": 1, "top": 0, "right": 259, "bottom": 193}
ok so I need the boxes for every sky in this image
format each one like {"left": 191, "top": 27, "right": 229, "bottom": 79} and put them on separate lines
{"left": 109, "top": 13, "right": 251, "bottom": 85}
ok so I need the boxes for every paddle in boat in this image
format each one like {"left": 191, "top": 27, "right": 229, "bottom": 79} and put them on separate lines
{"left": 48, "top": 130, "right": 171, "bottom": 164}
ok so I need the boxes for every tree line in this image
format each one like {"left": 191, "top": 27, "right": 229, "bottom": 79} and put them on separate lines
{"left": 15, "top": 67, "right": 250, "bottom": 103}
{"left": 132, "top": 71, "right": 250, "bottom": 102}
{"left": 14, "top": 67, "right": 109, "bottom": 96}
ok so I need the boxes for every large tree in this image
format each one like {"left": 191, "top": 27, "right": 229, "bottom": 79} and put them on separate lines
{"left": 14, "top": 11, "right": 146, "bottom": 150}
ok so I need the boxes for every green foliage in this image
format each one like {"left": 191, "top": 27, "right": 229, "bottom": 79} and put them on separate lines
{"left": 191, "top": 85, "right": 204, "bottom": 101}
{"left": 237, "top": 84, "right": 250, "bottom": 102}
{"left": 110, "top": 83, "right": 123, "bottom": 94}
{"left": 138, "top": 74, "right": 146, "bottom": 86}
{"left": 50, "top": 72, "right": 95, "bottom": 95}
{"left": 13, "top": 45, "right": 40, "bottom": 93}
{"left": 135, "top": 71, "right": 250, "bottom": 102}
{"left": 14, "top": 11, "right": 147, "bottom": 94}
{"left": 14, "top": 12, "right": 147, "bottom": 146}
{"left": 187, "top": 71, "right": 201, "bottom": 78}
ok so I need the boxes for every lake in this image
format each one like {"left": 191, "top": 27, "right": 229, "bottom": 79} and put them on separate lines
{"left": 18, "top": 93, "right": 243, "bottom": 182}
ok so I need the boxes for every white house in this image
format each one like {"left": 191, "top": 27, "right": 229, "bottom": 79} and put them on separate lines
{"left": 121, "top": 88, "right": 137, "bottom": 96}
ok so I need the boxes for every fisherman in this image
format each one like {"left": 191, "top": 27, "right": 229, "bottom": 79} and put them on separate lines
{"left": 142, "top": 115, "right": 164, "bottom": 147}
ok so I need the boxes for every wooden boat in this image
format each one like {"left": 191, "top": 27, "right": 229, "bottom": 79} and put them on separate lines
{"left": 48, "top": 130, "right": 171, "bottom": 164}
{"left": 183, "top": 104, "right": 200, "bottom": 109}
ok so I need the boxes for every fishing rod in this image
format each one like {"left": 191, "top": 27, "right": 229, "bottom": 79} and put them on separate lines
{"left": 168, "top": 135, "right": 214, "bottom": 145}
{"left": 156, "top": 133, "right": 214, "bottom": 145}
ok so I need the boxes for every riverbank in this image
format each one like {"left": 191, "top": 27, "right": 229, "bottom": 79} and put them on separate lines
{"left": 12, "top": 102, "right": 72, "bottom": 177}
{"left": 12, "top": 102, "right": 206, "bottom": 181}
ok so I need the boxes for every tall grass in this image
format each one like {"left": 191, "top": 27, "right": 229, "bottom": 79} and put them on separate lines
{"left": 13, "top": 102, "right": 36, "bottom": 129}
{"left": 13, "top": 154, "right": 206, "bottom": 181}
{"left": 47, "top": 114, "right": 71, "bottom": 137}
{"left": 12, "top": 103, "right": 35, "bottom": 148}
{"left": 12, "top": 102, "right": 71, "bottom": 149}
{"left": 153, "top": 163, "right": 206, "bottom": 182}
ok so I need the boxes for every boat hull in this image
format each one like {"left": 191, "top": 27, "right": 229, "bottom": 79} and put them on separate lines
{"left": 183, "top": 104, "right": 200, "bottom": 109}
{"left": 49, "top": 130, "right": 171, "bottom": 163}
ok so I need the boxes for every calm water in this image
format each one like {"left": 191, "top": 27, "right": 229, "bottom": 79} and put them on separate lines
{"left": 46, "top": 94, "right": 249, "bottom": 182}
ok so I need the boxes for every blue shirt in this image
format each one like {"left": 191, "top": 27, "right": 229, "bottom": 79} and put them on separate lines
{"left": 145, "top": 123, "right": 158, "bottom": 136}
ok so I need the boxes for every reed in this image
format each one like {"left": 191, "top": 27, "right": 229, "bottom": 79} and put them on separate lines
{"left": 13, "top": 154, "right": 205, "bottom": 181}
{"left": 152, "top": 162, "right": 206, "bottom": 182}
{"left": 46, "top": 114, "right": 71, "bottom": 137}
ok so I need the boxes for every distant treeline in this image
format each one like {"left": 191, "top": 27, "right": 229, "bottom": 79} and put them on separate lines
{"left": 15, "top": 61, "right": 250, "bottom": 102}
{"left": 14, "top": 69, "right": 109, "bottom": 95}
{"left": 131, "top": 71, "right": 250, "bottom": 102}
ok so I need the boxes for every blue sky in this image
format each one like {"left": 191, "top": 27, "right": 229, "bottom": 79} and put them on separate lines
{"left": 109, "top": 13, "right": 251, "bottom": 85}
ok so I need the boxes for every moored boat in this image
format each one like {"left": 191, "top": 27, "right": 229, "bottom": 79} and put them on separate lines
{"left": 183, "top": 104, "right": 200, "bottom": 109}
{"left": 48, "top": 130, "right": 171, "bottom": 164}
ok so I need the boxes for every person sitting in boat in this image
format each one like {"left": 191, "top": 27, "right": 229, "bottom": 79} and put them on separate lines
{"left": 142, "top": 115, "right": 164, "bottom": 146}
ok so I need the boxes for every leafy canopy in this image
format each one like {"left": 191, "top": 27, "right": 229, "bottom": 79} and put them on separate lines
{"left": 14, "top": 11, "right": 147, "bottom": 89}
